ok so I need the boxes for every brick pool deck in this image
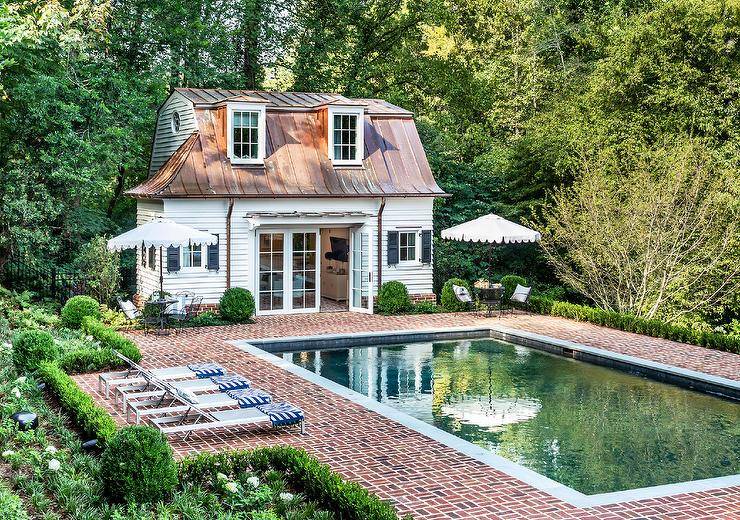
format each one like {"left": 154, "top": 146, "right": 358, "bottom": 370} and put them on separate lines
{"left": 73, "top": 312, "right": 740, "bottom": 519}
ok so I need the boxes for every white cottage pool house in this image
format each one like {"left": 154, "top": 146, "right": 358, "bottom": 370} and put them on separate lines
{"left": 128, "top": 89, "right": 447, "bottom": 315}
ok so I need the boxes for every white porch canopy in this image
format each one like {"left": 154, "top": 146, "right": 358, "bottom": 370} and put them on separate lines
{"left": 107, "top": 218, "right": 218, "bottom": 295}
{"left": 441, "top": 214, "right": 541, "bottom": 244}
{"left": 107, "top": 218, "right": 217, "bottom": 252}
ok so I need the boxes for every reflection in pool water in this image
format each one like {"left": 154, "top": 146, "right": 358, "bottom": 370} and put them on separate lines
{"left": 285, "top": 339, "right": 740, "bottom": 495}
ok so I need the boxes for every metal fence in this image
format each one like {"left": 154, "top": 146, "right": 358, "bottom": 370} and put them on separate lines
{"left": 2, "top": 259, "right": 90, "bottom": 305}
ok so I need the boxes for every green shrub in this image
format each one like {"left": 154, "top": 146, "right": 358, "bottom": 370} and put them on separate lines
{"left": 101, "top": 426, "right": 178, "bottom": 503}
{"left": 0, "top": 482, "right": 28, "bottom": 520}
{"left": 440, "top": 278, "right": 472, "bottom": 312}
{"left": 376, "top": 281, "right": 411, "bottom": 314}
{"left": 219, "top": 288, "right": 255, "bottom": 323}
{"left": 531, "top": 297, "right": 740, "bottom": 354}
{"left": 37, "top": 361, "right": 118, "bottom": 442}
{"left": 71, "top": 236, "right": 122, "bottom": 305}
{"left": 61, "top": 295, "right": 101, "bottom": 328}
{"left": 57, "top": 347, "right": 121, "bottom": 374}
{"left": 186, "top": 310, "right": 229, "bottom": 327}
{"left": 411, "top": 301, "right": 441, "bottom": 314}
{"left": 81, "top": 317, "right": 142, "bottom": 362}
{"left": 500, "top": 275, "right": 527, "bottom": 299}
{"left": 12, "top": 330, "right": 59, "bottom": 373}
{"left": 179, "top": 447, "right": 405, "bottom": 520}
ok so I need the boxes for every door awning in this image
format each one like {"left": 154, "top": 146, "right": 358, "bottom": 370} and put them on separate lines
{"left": 244, "top": 211, "right": 376, "bottom": 229}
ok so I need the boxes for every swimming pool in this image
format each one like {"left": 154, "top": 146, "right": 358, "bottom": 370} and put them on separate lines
{"left": 283, "top": 338, "right": 739, "bottom": 495}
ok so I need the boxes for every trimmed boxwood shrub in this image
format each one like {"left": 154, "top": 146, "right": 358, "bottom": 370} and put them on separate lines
{"left": 440, "top": 278, "right": 472, "bottom": 312}
{"left": 376, "top": 281, "right": 411, "bottom": 314}
{"left": 37, "top": 361, "right": 118, "bottom": 443}
{"left": 12, "top": 330, "right": 59, "bottom": 373}
{"left": 57, "top": 347, "right": 121, "bottom": 374}
{"left": 81, "top": 316, "right": 142, "bottom": 362}
{"left": 61, "top": 295, "right": 101, "bottom": 329}
{"left": 179, "top": 447, "right": 407, "bottom": 520}
{"left": 219, "top": 287, "right": 255, "bottom": 323}
{"left": 500, "top": 275, "right": 527, "bottom": 299}
{"left": 529, "top": 296, "right": 740, "bottom": 354}
{"left": 101, "top": 426, "right": 178, "bottom": 503}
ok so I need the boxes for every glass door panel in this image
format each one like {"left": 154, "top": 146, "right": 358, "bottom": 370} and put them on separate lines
{"left": 350, "top": 228, "right": 372, "bottom": 313}
{"left": 292, "top": 232, "right": 317, "bottom": 310}
{"left": 258, "top": 232, "right": 284, "bottom": 311}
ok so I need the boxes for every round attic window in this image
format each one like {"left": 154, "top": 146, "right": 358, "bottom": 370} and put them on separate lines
{"left": 171, "top": 111, "right": 181, "bottom": 133}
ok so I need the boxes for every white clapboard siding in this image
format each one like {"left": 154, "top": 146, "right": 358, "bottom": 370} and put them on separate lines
{"left": 136, "top": 200, "right": 164, "bottom": 298}
{"left": 149, "top": 91, "right": 197, "bottom": 176}
{"left": 380, "top": 197, "right": 435, "bottom": 295}
{"left": 137, "top": 196, "right": 435, "bottom": 306}
{"left": 160, "top": 199, "right": 229, "bottom": 303}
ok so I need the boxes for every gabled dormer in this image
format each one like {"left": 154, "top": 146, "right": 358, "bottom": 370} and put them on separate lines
{"left": 221, "top": 95, "right": 269, "bottom": 165}
{"left": 326, "top": 105, "right": 365, "bottom": 166}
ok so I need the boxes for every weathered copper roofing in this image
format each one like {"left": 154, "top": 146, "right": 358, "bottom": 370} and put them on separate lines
{"left": 176, "top": 88, "right": 410, "bottom": 115}
{"left": 128, "top": 90, "right": 445, "bottom": 199}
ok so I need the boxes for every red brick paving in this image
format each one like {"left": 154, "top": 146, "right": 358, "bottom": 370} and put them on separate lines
{"left": 73, "top": 311, "right": 740, "bottom": 519}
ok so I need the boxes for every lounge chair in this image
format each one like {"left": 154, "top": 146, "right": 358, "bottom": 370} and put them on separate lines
{"left": 117, "top": 373, "right": 251, "bottom": 411}
{"left": 509, "top": 284, "right": 532, "bottom": 314}
{"left": 146, "top": 379, "right": 304, "bottom": 439}
{"left": 99, "top": 361, "right": 225, "bottom": 398}
{"left": 130, "top": 387, "right": 273, "bottom": 424}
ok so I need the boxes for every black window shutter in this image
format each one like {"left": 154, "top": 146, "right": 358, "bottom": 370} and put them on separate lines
{"left": 387, "top": 231, "right": 399, "bottom": 265}
{"left": 421, "top": 230, "right": 432, "bottom": 263}
{"left": 207, "top": 236, "right": 219, "bottom": 270}
{"left": 167, "top": 246, "right": 180, "bottom": 272}
{"left": 141, "top": 245, "right": 146, "bottom": 266}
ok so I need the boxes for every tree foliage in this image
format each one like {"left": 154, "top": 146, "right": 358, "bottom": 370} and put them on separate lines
{"left": 0, "top": 0, "right": 737, "bottom": 328}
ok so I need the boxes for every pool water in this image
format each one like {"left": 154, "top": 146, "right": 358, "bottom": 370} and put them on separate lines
{"left": 284, "top": 339, "right": 739, "bottom": 495}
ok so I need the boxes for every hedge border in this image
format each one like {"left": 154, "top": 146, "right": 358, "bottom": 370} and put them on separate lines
{"left": 179, "top": 446, "right": 410, "bottom": 520}
{"left": 81, "top": 317, "right": 142, "bottom": 362}
{"left": 529, "top": 296, "right": 740, "bottom": 354}
{"left": 37, "top": 361, "right": 118, "bottom": 443}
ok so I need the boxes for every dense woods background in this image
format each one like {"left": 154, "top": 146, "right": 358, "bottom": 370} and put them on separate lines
{"left": 0, "top": 0, "right": 738, "bottom": 330}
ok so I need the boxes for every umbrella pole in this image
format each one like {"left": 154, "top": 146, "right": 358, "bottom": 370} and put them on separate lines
{"left": 488, "top": 243, "right": 494, "bottom": 284}
{"left": 159, "top": 246, "right": 164, "bottom": 296}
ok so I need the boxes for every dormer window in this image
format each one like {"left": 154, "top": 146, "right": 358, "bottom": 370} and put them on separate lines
{"left": 227, "top": 103, "right": 266, "bottom": 164}
{"left": 328, "top": 107, "right": 364, "bottom": 165}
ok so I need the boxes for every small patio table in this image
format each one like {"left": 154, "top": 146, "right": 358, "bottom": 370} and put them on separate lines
{"left": 479, "top": 284, "right": 505, "bottom": 318}
{"left": 149, "top": 298, "right": 177, "bottom": 335}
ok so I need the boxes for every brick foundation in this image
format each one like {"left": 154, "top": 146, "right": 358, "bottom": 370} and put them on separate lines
{"left": 410, "top": 293, "right": 437, "bottom": 304}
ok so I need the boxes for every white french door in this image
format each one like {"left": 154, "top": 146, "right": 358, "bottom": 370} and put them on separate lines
{"left": 257, "top": 229, "right": 319, "bottom": 315}
{"left": 349, "top": 226, "right": 373, "bottom": 314}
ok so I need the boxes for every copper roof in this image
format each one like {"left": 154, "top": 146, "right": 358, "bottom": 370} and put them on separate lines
{"left": 128, "top": 90, "right": 445, "bottom": 199}
{"left": 175, "top": 88, "right": 411, "bottom": 115}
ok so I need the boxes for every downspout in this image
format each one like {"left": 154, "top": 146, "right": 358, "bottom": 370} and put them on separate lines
{"left": 377, "top": 197, "right": 386, "bottom": 288}
{"left": 226, "top": 198, "right": 234, "bottom": 289}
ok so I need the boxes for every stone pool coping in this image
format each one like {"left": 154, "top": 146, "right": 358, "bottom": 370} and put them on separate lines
{"left": 231, "top": 325, "right": 740, "bottom": 508}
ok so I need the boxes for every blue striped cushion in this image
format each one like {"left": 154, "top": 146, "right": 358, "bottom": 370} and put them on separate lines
{"left": 257, "top": 402, "right": 304, "bottom": 426}
{"left": 210, "top": 374, "right": 250, "bottom": 391}
{"left": 187, "top": 363, "right": 224, "bottom": 378}
{"left": 226, "top": 388, "right": 272, "bottom": 408}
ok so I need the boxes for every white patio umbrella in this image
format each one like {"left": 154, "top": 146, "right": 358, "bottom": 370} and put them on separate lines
{"left": 441, "top": 213, "right": 541, "bottom": 281}
{"left": 107, "top": 218, "right": 217, "bottom": 294}
{"left": 441, "top": 214, "right": 541, "bottom": 244}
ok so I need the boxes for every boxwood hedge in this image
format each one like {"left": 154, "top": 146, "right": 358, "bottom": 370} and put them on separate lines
{"left": 529, "top": 296, "right": 740, "bottom": 354}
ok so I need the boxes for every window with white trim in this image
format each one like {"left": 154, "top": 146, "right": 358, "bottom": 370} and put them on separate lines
{"left": 328, "top": 107, "right": 363, "bottom": 165}
{"left": 182, "top": 244, "right": 203, "bottom": 268}
{"left": 399, "top": 232, "right": 417, "bottom": 262}
{"left": 232, "top": 111, "right": 259, "bottom": 159}
{"left": 227, "top": 103, "right": 266, "bottom": 164}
